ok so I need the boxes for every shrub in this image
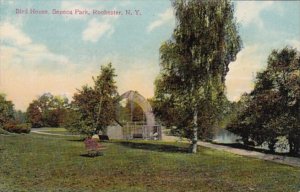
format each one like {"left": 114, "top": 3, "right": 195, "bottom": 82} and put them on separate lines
{"left": 3, "top": 122, "right": 31, "bottom": 134}
{"left": 0, "top": 127, "right": 10, "bottom": 135}
{"left": 84, "top": 137, "right": 104, "bottom": 156}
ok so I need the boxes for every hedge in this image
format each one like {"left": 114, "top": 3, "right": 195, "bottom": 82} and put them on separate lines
{"left": 3, "top": 123, "right": 31, "bottom": 134}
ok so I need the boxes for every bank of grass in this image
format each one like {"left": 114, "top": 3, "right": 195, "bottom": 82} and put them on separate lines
{"left": 0, "top": 134, "right": 299, "bottom": 192}
{"left": 33, "top": 127, "right": 74, "bottom": 135}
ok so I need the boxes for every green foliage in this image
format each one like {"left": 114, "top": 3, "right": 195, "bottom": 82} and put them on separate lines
{"left": 0, "top": 94, "right": 31, "bottom": 134}
{"left": 154, "top": 0, "right": 241, "bottom": 149}
{"left": 3, "top": 123, "right": 31, "bottom": 134}
{"left": 0, "top": 94, "right": 15, "bottom": 129}
{"left": 0, "top": 127, "right": 10, "bottom": 135}
{"left": 26, "top": 93, "right": 69, "bottom": 128}
{"left": 66, "top": 63, "right": 118, "bottom": 136}
{"left": 26, "top": 100, "right": 43, "bottom": 127}
{"left": 63, "top": 108, "right": 93, "bottom": 135}
{"left": 14, "top": 110, "right": 27, "bottom": 124}
{"left": 227, "top": 47, "right": 300, "bottom": 154}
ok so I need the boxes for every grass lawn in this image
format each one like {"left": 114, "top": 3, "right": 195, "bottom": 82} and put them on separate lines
{"left": 0, "top": 133, "right": 299, "bottom": 192}
{"left": 32, "top": 127, "right": 74, "bottom": 135}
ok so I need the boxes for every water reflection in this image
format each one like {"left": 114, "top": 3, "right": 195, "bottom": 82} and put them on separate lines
{"left": 213, "top": 129, "right": 289, "bottom": 153}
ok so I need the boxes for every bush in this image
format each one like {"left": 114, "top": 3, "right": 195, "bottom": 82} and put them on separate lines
{"left": 3, "top": 122, "right": 31, "bottom": 134}
{"left": 0, "top": 127, "right": 10, "bottom": 135}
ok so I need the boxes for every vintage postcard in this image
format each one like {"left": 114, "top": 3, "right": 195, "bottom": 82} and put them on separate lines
{"left": 0, "top": 0, "right": 299, "bottom": 191}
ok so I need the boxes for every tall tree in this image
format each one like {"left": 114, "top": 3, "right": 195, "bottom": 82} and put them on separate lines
{"left": 69, "top": 63, "right": 118, "bottom": 136}
{"left": 27, "top": 100, "right": 43, "bottom": 128}
{"left": 154, "top": 0, "right": 241, "bottom": 153}
{"left": 227, "top": 47, "right": 300, "bottom": 154}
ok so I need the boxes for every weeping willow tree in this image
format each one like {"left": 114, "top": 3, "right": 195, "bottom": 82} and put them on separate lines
{"left": 154, "top": 0, "right": 241, "bottom": 153}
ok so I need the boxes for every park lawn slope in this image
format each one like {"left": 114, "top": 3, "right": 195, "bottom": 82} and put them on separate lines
{"left": 31, "top": 127, "right": 74, "bottom": 135}
{"left": 0, "top": 134, "right": 299, "bottom": 192}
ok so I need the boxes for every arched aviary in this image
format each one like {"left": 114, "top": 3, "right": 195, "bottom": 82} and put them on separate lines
{"left": 117, "top": 90, "right": 161, "bottom": 140}
{"left": 119, "top": 90, "right": 155, "bottom": 126}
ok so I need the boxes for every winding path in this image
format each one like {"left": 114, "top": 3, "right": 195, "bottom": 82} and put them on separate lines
{"left": 163, "top": 135, "right": 300, "bottom": 168}
{"left": 31, "top": 128, "right": 80, "bottom": 137}
{"left": 198, "top": 141, "right": 300, "bottom": 168}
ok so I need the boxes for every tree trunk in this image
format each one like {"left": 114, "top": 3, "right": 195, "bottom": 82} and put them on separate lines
{"left": 268, "top": 141, "right": 276, "bottom": 153}
{"left": 95, "top": 97, "right": 103, "bottom": 129}
{"left": 191, "top": 109, "right": 198, "bottom": 153}
{"left": 289, "top": 137, "right": 299, "bottom": 155}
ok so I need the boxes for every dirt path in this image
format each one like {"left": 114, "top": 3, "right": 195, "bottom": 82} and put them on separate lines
{"left": 163, "top": 135, "right": 300, "bottom": 168}
{"left": 198, "top": 141, "right": 300, "bottom": 168}
{"left": 31, "top": 129, "right": 79, "bottom": 137}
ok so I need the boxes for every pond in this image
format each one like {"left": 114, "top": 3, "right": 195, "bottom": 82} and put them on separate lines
{"left": 212, "top": 129, "right": 290, "bottom": 153}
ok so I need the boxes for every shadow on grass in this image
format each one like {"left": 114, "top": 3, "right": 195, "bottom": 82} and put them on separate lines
{"left": 67, "top": 138, "right": 86, "bottom": 142}
{"left": 80, "top": 153, "right": 104, "bottom": 158}
{"left": 116, "top": 141, "right": 190, "bottom": 153}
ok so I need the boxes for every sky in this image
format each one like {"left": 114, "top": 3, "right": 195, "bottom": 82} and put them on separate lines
{"left": 0, "top": 0, "right": 299, "bottom": 111}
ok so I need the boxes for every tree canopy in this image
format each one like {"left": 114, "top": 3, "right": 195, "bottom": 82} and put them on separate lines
{"left": 0, "top": 94, "right": 15, "bottom": 129}
{"left": 0, "top": 94, "right": 30, "bottom": 134}
{"left": 154, "top": 0, "right": 241, "bottom": 153}
{"left": 27, "top": 93, "right": 69, "bottom": 128}
{"left": 65, "top": 63, "right": 118, "bottom": 136}
{"left": 227, "top": 47, "right": 300, "bottom": 154}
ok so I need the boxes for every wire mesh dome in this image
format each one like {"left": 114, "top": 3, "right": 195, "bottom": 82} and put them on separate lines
{"left": 114, "top": 90, "right": 161, "bottom": 140}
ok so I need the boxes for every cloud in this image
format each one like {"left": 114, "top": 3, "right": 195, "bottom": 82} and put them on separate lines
{"left": 225, "top": 45, "right": 266, "bottom": 101}
{"left": 225, "top": 39, "right": 300, "bottom": 102}
{"left": 286, "top": 39, "right": 300, "bottom": 50}
{"left": 0, "top": 22, "right": 72, "bottom": 73}
{"left": 0, "top": 22, "right": 95, "bottom": 110}
{"left": 0, "top": 64, "right": 96, "bottom": 111}
{"left": 235, "top": 1, "right": 273, "bottom": 28}
{"left": 0, "top": 22, "right": 158, "bottom": 110}
{"left": 60, "top": 1, "right": 121, "bottom": 42}
{"left": 82, "top": 18, "right": 114, "bottom": 43}
{"left": 0, "top": 22, "right": 31, "bottom": 45}
{"left": 147, "top": 8, "right": 174, "bottom": 32}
